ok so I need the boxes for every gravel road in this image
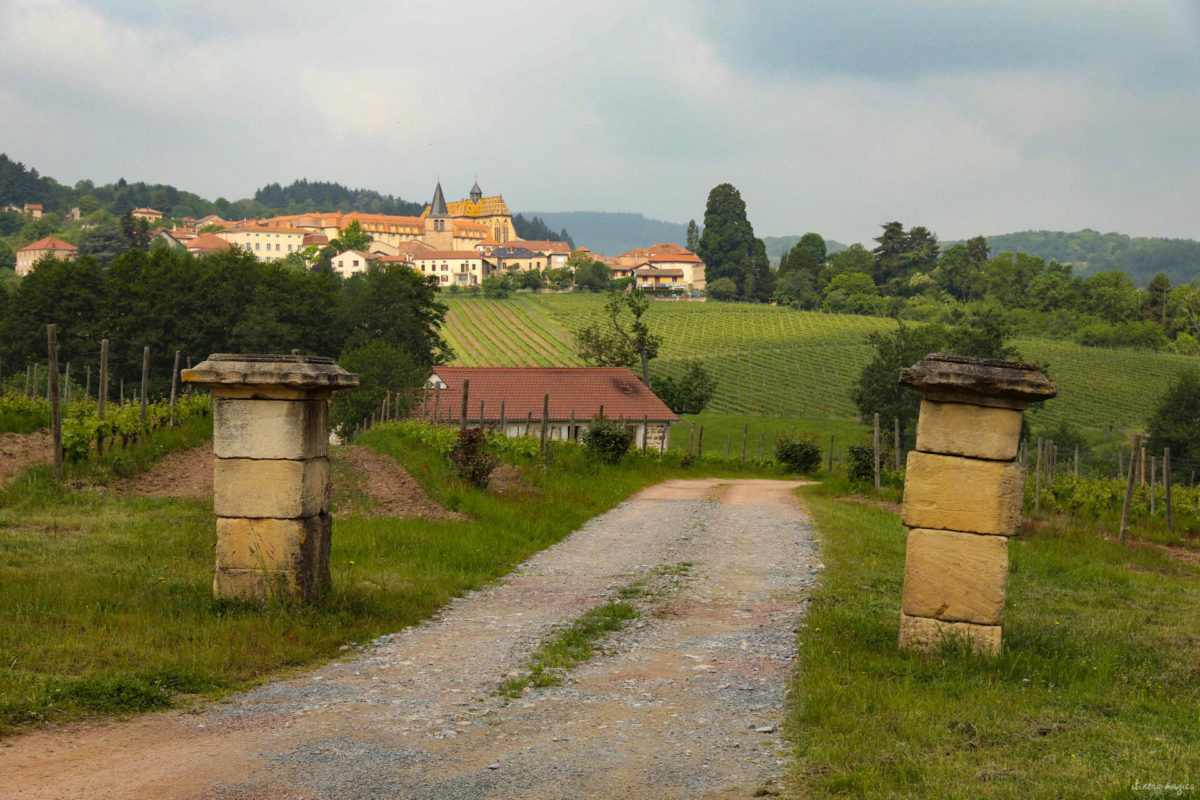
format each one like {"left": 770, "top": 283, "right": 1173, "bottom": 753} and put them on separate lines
{"left": 3, "top": 478, "right": 820, "bottom": 800}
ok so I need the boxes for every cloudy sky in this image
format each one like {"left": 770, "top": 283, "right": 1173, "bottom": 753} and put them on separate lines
{"left": 2, "top": 0, "right": 1198, "bottom": 244}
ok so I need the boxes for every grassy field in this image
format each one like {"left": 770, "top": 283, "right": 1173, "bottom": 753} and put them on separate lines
{"left": 788, "top": 484, "right": 1200, "bottom": 798}
{"left": 439, "top": 293, "right": 1199, "bottom": 431}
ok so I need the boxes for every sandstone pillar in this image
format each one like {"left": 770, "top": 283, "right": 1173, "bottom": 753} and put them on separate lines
{"left": 182, "top": 354, "right": 359, "bottom": 602}
{"left": 897, "top": 354, "right": 1055, "bottom": 654}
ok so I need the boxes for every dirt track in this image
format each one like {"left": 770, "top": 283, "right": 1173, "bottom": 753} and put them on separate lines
{"left": 1, "top": 478, "right": 819, "bottom": 800}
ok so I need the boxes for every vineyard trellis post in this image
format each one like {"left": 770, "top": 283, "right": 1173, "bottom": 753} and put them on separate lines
{"left": 25, "top": 365, "right": 31, "bottom": 398}
{"left": 697, "top": 426, "right": 704, "bottom": 458}
{"left": 894, "top": 417, "right": 901, "bottom": 471}
{"left": 540, "top": 393, "right": 549, "bottom": 453}
{"left": 1120, "top": 435, "right": 1139, "bottom": 545}
{"left": 741, "top": 423, "right": 748, "bottom": 465}
{"left": 31, "top": 364, "right": 39, "bottom": 400}
{"left": 688, "top": 424, "right": 694, "bottom": 457}
{"left": 1140, "top": 445, "right": 1146, "bottom": 487}
{"left": 1150, "top": 457, "right": 1157, "bottom": 515}
{"left": 85, "top": 365, "right": 91, "bottom": 399}
{"left": 140, "top": 346, "right": 150, "bottom": 427}
{"left": 1035, "top": 437, "right": 1043, "bottom": 513}
{"left": 828, "top": 434, "right": 834, "bottom": 473}
{"left": 47, "top": 325, "right": 63, "bottom": 480}
{"left": 169, "top": 350, "right": 181, "bottom": 428}
{"left": 64, "top": 362, "right": 70, "bottom": 403}
{"left": 459, "top": 379, "right": 470, "bottom": 431}
{"left": 98, "top": 340, "right": 108, "bottom": 421}
{"left": 873, "top": 413, "right": 880, "bottom": 490}
{"left": 1165, "top": 447, "right": 1173, "bottom": 532}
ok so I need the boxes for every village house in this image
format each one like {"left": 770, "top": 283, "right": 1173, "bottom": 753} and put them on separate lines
{"left": 3, "top": 202, "right": 44, "bottom": 219}
{"left": 606, "top": 243, "right": 706, "bottom": 293}
{"left": 214, "top": 223, "right": 306, "bottom": 262}
{"left": 185, "top": 233, "right": 232, "bottom": 256}
{"left": 15, "top": 236, "right": 77, "bottom": 276}
{"left": 131, "top": 207, "right": 163, "bottom": 222}
{"left": 411, "top": 250, "right": 495, "bottom": 286}
{"left": 330, "top": 249, "right": 374, "bottom": 277}
{"left": 419, "top": 366, "right": 678, "bottom": 450}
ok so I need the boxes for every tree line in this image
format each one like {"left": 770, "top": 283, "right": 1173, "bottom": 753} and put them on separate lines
{"left": 0, "top": 248, "right": 450, "bottom": 402}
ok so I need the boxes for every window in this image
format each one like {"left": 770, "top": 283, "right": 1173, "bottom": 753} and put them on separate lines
{"left": 255, "top": 243, "right": 260, "bottom": 250}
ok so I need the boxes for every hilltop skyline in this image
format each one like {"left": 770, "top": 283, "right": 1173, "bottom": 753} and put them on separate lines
{"left": 2, "top": 1, "right": 1199, "bottom": 244}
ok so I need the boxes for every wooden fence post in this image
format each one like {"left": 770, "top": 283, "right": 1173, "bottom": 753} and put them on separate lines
{"left": 98, "top": 340, "right": 108, "bottom": 420}
{"left": 697, "top": 426, "right": 704, "bottom": 458}
{"left": 140, "top": 345, "right": 149, "bottom": 426}
{"left": 64, "top": 362, "right": 71, "bottom": 403}
{"left": 25, "top": 364, "right": 31, "bottom": 398}
{"left": 873, "top": 412, "right": 880, "bottom": 490}
{"left": 894, "top": 417, "right": 901, "bottom": 471}
{"left": 85, "top": 365, "right": 91, "bottom": 399}
{"left": 1120, "top": 435, "right": 1139, "bottom": 545}
{"left": 459, "top": 379, "right": 470, "bottom": 431}
{"left": 169, "top": 350, "right": 181, "bottom": 427}
{"left": 433, "top": 385, "right": 441, "bottom": 422}
{"left": 1150, "top": 456, "right": 1157, "bottom": 515}
{"left": 1035, "top": 437, "right": 1043, "bottom": 513}
{"left": 828, "top": 434, "right": 834, "bottom": 473}
{"left": 1165, "top": 446, "right": 1173, "bottom": 533}
{"left": 540, "top": 393, "right": 549, "bottom": 453}
{"left": 499, "top": 399, "right": 506, "bottom": 433}
{"left": 525, "top": 410, "right": 532, "bottom": 436}
{"left": 688, "top": 423, "right": 694, "bottom": 456}
{"left": 47, "top": 325, "right": 62, "bottom": 480}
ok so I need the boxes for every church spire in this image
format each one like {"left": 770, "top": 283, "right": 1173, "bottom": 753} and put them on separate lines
{"left": 430, "top": 181, "right": 448, "bottom": 217}
{"left": 469, "top": 177, "right": 482, "bottom": 203}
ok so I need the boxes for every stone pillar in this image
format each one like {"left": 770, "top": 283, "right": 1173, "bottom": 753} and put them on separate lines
{"left": 896, "top": 354, "right": 1055, "bottom": 654}
{"left": 182, "top": 354, "right": 359, "bottom": 602}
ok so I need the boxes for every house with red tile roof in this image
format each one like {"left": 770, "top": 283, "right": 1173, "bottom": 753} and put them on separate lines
{"left": 185, "top": 233, "right": 232, "bottom": 255}
{"left": 15, "top": 236, "right": 77, "bottom": 276}
{"left": 419, "top": 366, "right": 677, "bottom": 450}
{"left": 607, "top": 243, "right": 706, "bottom": 292}
{"left": 131, "top": 207, "right": 163, "bottom": 221}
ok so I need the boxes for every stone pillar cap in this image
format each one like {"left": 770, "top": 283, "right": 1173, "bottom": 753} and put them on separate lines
{"left": 899, "top": 353, "right": 1056, "bottom": 409}
{"left": 182, "top": 353, "right": 360, "bottom": 391}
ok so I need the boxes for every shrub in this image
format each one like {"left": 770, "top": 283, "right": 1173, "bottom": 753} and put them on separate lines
{"left": 775, "top": 432, "right": 822, "bottom": 474}
{"left": 582, "top": 416, "right": 634, "bottom": 464}
{"left": 846, "top": 443, "right": 876, "bottom": 483}
{"left": 448, "top": 427, "right": 498, "bottom": 488}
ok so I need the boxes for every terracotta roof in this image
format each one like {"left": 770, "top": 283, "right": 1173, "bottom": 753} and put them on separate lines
{"left": 511, "top": 240, "right": 570, "bottom": 253}
{"left": 25, "top": 203, "right": 43, "bottom": 210}
{"left": 19, "top": 236, "right": 77, "bottom": 253}
{"left": 377, "top": 255, "right": 413, "bottom": 264}
{"left": 412, "top": 250, "right": 486, "bottom": 260}
{"left": 185, "top": 233, "right": 232, "bottom": 253}
{"left": 614, "top": 244, "right": 702, "bottom": 264}
{"left": 302, "top": 233, "right": 329, "bottom": 245}
{"left": 221, "top": 224, "right": 305, "bottom": 235}
{"left": 453, "top": 221, "right": 488, "bottom": 234}
{"left": 635, "top": 267, "right": 685, "bottom": 277}
{"left": 394, "top": 240, "right": 435, "bottom": 257}
{"left": 131, "top": 207, "right": 162, "bottom": 215}
{"left": 421, "top": 367, "right": 677, "bottom": 423}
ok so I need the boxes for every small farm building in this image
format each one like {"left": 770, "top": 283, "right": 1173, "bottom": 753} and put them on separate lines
{"left": 420, "top": 366, "right": 678, "bottom": 450}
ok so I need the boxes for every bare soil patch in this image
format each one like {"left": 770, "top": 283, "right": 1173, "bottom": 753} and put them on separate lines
{"left": 342, "top": 445, "right": 466, "bottom": 521}
{"left": 488, "top": 464, "right": 539, "bottom": 496}
{"left": 115, "top": 446, "right": 214, "bottom": 500}
{"left": 0, "top": 430, "right": 52, "bottom": 485}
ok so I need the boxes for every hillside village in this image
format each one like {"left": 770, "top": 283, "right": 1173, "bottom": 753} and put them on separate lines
{"left": 7, "top": 180, "right": 708, "bottom": 295}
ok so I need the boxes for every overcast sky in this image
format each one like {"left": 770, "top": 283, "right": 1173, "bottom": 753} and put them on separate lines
{"left": 2, "top": 0, "right": 1198, "bottom": 244}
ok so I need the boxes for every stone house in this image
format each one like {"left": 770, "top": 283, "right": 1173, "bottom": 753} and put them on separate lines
{"left": 418, "top": 366, "right": 678, "bottom": 450}
{"left": 15, "top": 236, "right": 77, "bottom": 276}
{"left": 411, "top": 250, "right": 496, "bottom": 287}
{"left": 330, "top": 249, "right": 374, "bottom": 277}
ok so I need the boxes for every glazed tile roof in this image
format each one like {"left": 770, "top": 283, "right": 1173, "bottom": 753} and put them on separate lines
{"left": 420, "top": 195, "right": 512, "bottom": 219}
{"left": 421, "top": 367, "right": 677, "bottom": 423}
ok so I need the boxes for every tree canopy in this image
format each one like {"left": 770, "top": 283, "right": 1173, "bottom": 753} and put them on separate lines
{"left": 696, "top": 183, "right": 772, "bottom": 302}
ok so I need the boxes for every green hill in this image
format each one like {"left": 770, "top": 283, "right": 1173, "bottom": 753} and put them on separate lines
{"left": 440, "top": 293, "right": 1195, "bottom": 430}
{"left": 981, "top": 230, "right": 1200, "bottom": 287}
{"left": 520, "top": 212, "right": 690, "bottom": 257}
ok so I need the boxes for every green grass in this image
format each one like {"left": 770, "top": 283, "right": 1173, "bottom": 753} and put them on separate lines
{"left": 438, "top": 293, "right": 1199, "bottom": 430}
{"left": 788, "top": 485, "right": 1200, "bottom": 798}
{"left": 0, "top": 423, "right": 752, "bottom": 734}
{"left": 497, "top": 601, "right": 639, "bottom": 698}
{"left": 670, "top": 412, "right": 871, "bottom": 461}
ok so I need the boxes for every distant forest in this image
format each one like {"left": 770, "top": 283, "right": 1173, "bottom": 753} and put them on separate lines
{"left": 979, "top": 230, "right": 1200, "bottom": 288}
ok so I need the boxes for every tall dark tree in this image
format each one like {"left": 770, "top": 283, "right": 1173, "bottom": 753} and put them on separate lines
{"left": 1145, "top": 272, "right": 1171, "bottom": 325}
{"left": 686, "top": 219, "right": 700, "bottom": 252}
{"left": 851, "top": 315, "right": 1017, "bottom": 447}
{"left": 1146, "top": 367, "right": 1200, "bottom": 466}
{"left": 696, "top": 183, "right": 771, "bottom": 302}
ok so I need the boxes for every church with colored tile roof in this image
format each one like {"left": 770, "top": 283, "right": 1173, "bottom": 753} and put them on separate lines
{"left": 421, "top": 180, "right": 518, "bottom": 245}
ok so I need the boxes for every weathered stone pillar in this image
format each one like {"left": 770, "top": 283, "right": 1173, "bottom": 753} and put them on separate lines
{"left": 897, "top": 354, "right": 1055, "bottom": 654}
{"left": 182, "top": 354, "right": 359, "bottom": 602}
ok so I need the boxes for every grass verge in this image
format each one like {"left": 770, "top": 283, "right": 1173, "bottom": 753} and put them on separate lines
{"left": 788, "top": 484, "right": 1200, "bottom": 799}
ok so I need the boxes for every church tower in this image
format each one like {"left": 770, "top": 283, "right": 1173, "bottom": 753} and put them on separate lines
{"left": 424, "top": 181, "right": 453, "bottom": 250}
{"left": 469, "top": 179, "right": 482, "bottom": 204}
